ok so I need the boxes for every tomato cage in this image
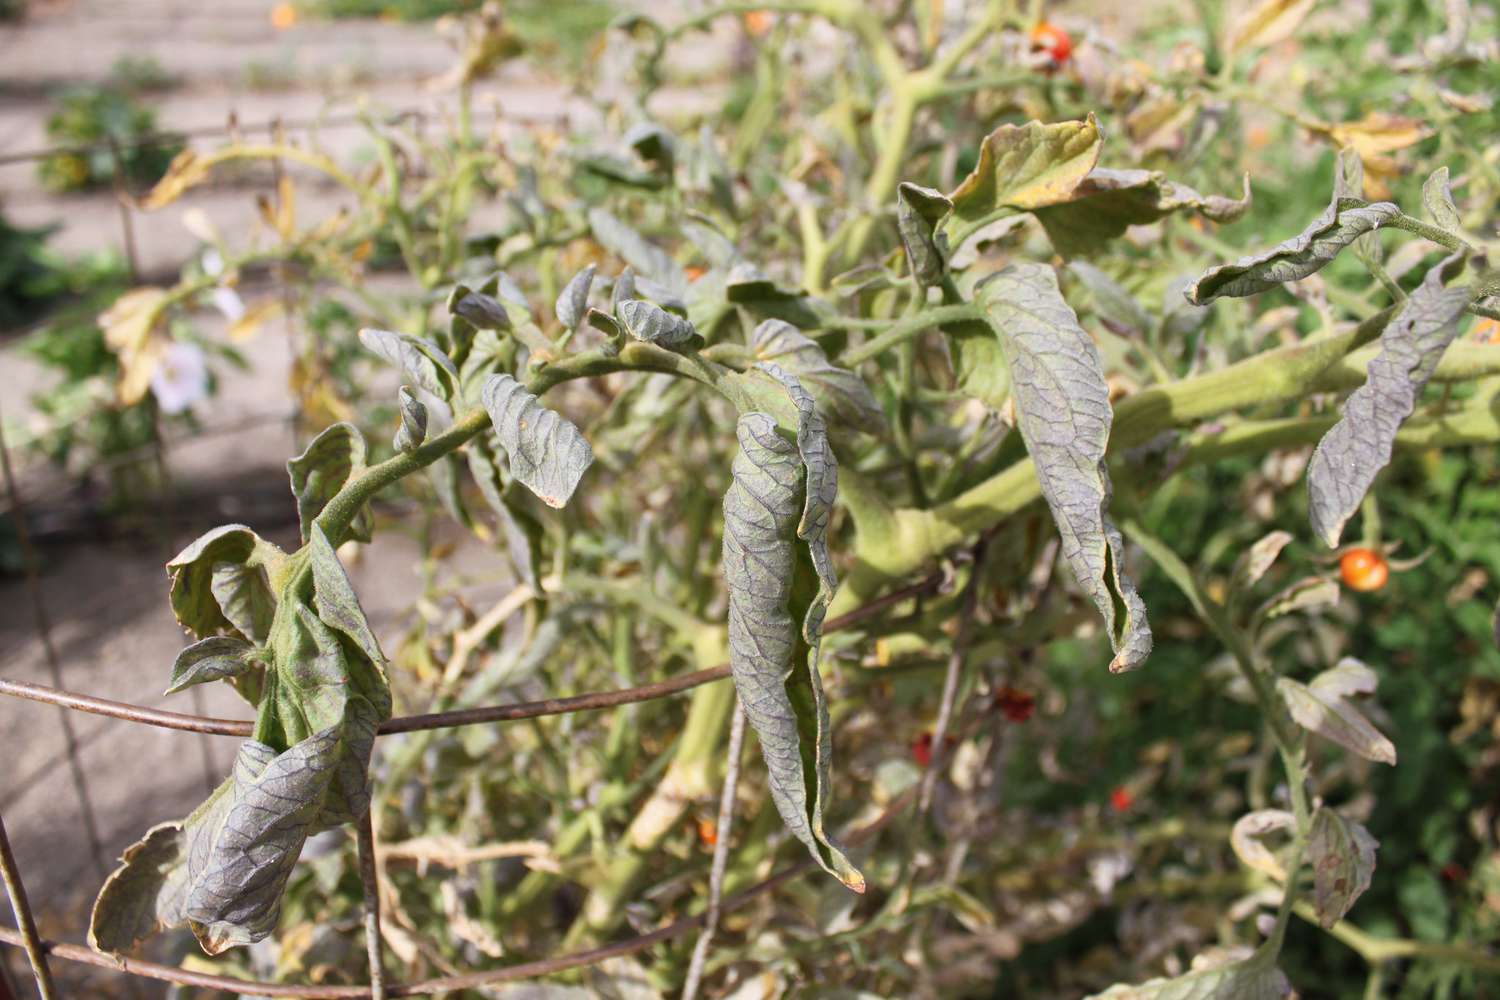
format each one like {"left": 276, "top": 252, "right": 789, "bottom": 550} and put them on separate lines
{"left": 0, "top": 415, "right": 937, "bottom": 999}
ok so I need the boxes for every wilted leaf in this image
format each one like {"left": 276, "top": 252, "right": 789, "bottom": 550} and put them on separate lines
{"left": 1230, "top": 809, "right": 1297, "bottom": 882}
{"left": 896, "top": 182, "right": 952, "bottom": 285}
{"left": 210, "top": 559, "right": 276, "bottom": 645}
{"left": 946, "top": 116, "right": 1103, "bottom": 236}
{"left": 1278, "top": 676, "right": 1397, "bottom": 764}
{"left": 555, "top": 264, "right": 596, "bottom": 330}
{"left": 167, "top": 525, "right": 283, "bottom": 640}
{"left": 100, "top": 287, "right": 170, "bottom": 406}
{"left": 1422, "top": 167, "right": 1461, "bottom": 234}
{"left": 588, "top": 207, "right": 688, "bottom": 293}
{"left": 1188, "top": 163, "right": 1400, "bottom": 303}
{"left": 1306, "top": 254, "right": 1472, "bottom": 546}
{"left": 1070, "top": 261, "right": 1151, "bottom": 336}
{"left": 1259, "top": 576, "right": 1340, "bottom": 620}
{"left": 1233, "top": 530, "right": 1294, "bottom": 591}
{"left": 976, "top": 263, "right": 1152, "bottom": 671}
{"left": 450, "top": 289, "right": 513, "bottom": 332}
{"left": 722, "top": 368, "right": 863, "bottom": 892}
{"left": 750, "top": 319, "right": 884, "bottom": 429}
{"left": 1036, "top": 169, "right": 1251, "bottom": 257}
{"left": 1226, "top": 0, "right": 1314, "bottom": 55}
{"left": 166, "top": 636, "right": 258, "bottom": 695}
{"left": 1308, "top": 807, "right": 1378, "bottom": 927}
{"left": 616, "top": 298, "right": 703, "bottom": 350}
{"left": 307, "top": 524, "right": 387, "bottom": 675}
{"left": 1087, "top": 950, "right": 1292, "bottom": 999}
{"left": 287, "top": 423, "right": 373, "bottom": 546}
{"left": 394, "top": 386, "right": 428, "bottom": 454}
{"left": 1309, "top": 657, "right": 1379, "bottom": 700}
{"left": 88, "top": 823, "right": 190, "bottom": 954}
{"left": 141, "top": 149, "right": 214, "bottom": 210}
{"left": 183, "top": 729, "right": 341, "bottom": 954}
{"left": 359, "top": 328, "right": 459, "bottom": 401}
{"left": 481, "top": 374, "right": 594, "bottom": 509}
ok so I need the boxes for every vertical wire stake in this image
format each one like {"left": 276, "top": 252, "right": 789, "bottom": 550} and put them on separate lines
{"left": 355, "top": 808, "right": 387, "bottom": 1000}
{"left": 0, "top": 422, "right": 109, "bottom": 878}
{"left": 681, "top": 701, "right": 746, "bottom": 1000}
{"left": 107, "top": 136, "right": 141, "bottom": 284}
{"left": 0, "top": 813, "right": 57, "bottom": 1000}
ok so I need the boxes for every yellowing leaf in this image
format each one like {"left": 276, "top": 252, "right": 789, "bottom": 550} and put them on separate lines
{"left": 946, "top": 116, "right": 1103, "bottom": 231}
{"left": 142, "top": 150, "right": 213, "bottom": 211}
{"left": 100, "top": 287, "right": 171, "bottom": 405}
{"left": 1226, "top": 0, "right": 1315, "bottom": 55}
{"left": 228, "top": 300, "right": 282, "bottom": 342}
{"left": 1316, "top": 113, "right": 1432, "bottom": 199}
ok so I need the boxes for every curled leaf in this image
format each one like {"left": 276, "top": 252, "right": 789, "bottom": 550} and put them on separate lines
{"left": 210, "top": 559, "right": 276, "bottom": 645}
{"left": 976, "top": 263, "right": 1152, "bottom": 671}
{"left": 359, "top": 327, "right": 459, "bottom": 401}
{"left": 287, "top": 422, "right": 373, "bottom": 546}
{"left": 480, "top": 374, "right": 594, "bottom": 509}
{"left": 167, "top": 526, "right": 283, "bottom": 640}
{"left": 1230, "top": 809, "right": 1297, "bottom": 882}
{"left": 1036, "top": 169, "right": 1251, "bottom": 257}
{"left": 394, "top": 386, "right": 428, "bottom": 455}
{"left": 1226, "top": 0, "right": 1315, "bottom": 55}
{"left": 946, "top": 116, "right": 1104, "bottom": 236}
{"left": 182, "top": 729, "right": 342, "bottom": 953}
{"left": 1309, "top": 657, "right": 1379, "bottom": 700}
{"left": 88, "top": 823, "right": 190, "bottom": 955}
{"left": 722, "top": 382, "right": 862, "bottom": 891}
{"left": 1422, "top": 166, "right": 1461, "bottom": 231}
{"left": 1306, "top": 254, "right": 1472, "bottom": 546}
{"left": 617, "top": 298, "right": 703, "bottom": 350}
{"left": 1188, "top": 164, "right": 1399, "bottom": 303}
{"left": 1087, "top": 949, "right": 1292, "bottom": 999}
{"left": 555, "top": 263, "right": 596, "bottom": 330}
{"left": 1308, "top": 807, "right": 1378, "bottom": 927}
{"left": 467, "top": 437, "right": 544, "bottom": 591}
{"left": 1278, "top": 676, "right": 1396, "bottom": 764}
{"left": 896, "top": 182, "right": 952, "bottom": 285}
{"left": 449, "top": 288, "right": 513, "bottom": 332}
{"left": 750, "top": 319, "right": 884, "bottom": 429}
{"left": 166, "top": 636, "right": 257, "bottom": 695}
{"left": 1232, "top": 530, "right": 1294, "bottom": 591}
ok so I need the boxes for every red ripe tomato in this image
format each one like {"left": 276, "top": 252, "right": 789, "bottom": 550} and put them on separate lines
{"left": 910, "top": 731, "right": 955, "bottom": 766}
{"left": 994, "top": 686, "right": 1037, "bottom": 723}
{"left": 1030, "top": 21, "right": 1073, "bottom": 68}
{"left": 1110, "top": 786, "right": 1134, "bottom": 812}
{"left": 1340, "top": 548, "right": 1390, "bottom": 592}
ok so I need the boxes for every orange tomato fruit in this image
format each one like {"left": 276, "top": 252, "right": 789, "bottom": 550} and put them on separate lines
{"left": 696, "top": 818, "right": 718, "bottom": 847}
{"left": 1030, "top": 21, "right": 1073, "bottom": 67}
{"left": 743, "top": 10, "right": 774, "bottom": 37}
{"left": 1340, "top": 547, "right": 1390, "bottom": 592}
{"left": 270, "top": 2, "right": 298, "bottom": 30}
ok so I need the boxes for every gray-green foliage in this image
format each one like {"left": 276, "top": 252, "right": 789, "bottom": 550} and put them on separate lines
{"left": 91, "top": 514, "right": 392, "bottom": 955}
{"left": 287, "top": 422, "right": 374, "bottom": 545}
{"left": 1306, "top": 253, "right": 1473, "bottom": 546}
{"left": 721, "top": 364, "right": 863, "bottom": 892}
{"left": 1187, "top": 155, "right": 1399, "bottom": 303}
{"left": 976, "top": 263, "right": 1151, "bottom": 672}
{"left": 481, "top": 373, "right": 595, "bottom": 509}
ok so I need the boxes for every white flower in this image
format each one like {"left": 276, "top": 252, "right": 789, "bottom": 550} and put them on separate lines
{"left": 211, "top": 286, "right": 245, "bottom": 322}
{"left": 150, "top": 341, "right": 209, "bottom": 414}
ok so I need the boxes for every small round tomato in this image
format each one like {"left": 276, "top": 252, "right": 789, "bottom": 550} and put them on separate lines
{"left": 1110, "top": 786, "right": 1134, "bottom": 812}
{"left": 696, "top": 818, "right": 718, "bottom": 847}
{"left": 994, "top": 686, "right": 1036, "bottom": 723}
{"left": 1030, "top": 21, "right": 1073, "bottom": 68}
{"left": 910, "top": 731, "right": 955, "bottom": 767}
{"left": 1340, "top": 547, "right": 1390, "bottom": 592}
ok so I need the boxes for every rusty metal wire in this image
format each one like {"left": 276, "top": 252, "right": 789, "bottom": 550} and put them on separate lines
{"left": 0, "top": 790, "right": 916, "bottom": 998}
{"left": 0, "top": 542, "right": 940, "bottom": 995}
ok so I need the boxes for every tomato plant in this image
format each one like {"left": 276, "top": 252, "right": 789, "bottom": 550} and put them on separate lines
{"left": 7, "top": 1, "right": 1500, "bottom": 997}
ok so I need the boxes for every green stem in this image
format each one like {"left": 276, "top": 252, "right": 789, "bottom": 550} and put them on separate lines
{"left": 841, "top": 303, "right": 983, "bottom": 365}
